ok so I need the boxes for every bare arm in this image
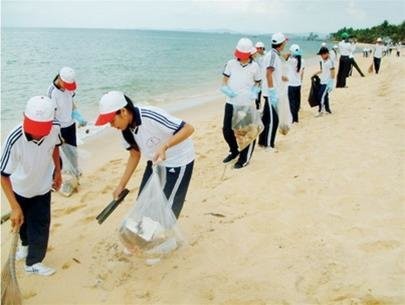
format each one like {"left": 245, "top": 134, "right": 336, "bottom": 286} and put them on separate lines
{"left": 222, "top": 76, "right": 229, "bottom": 86}
{"left": 1, "top": 175, "right": 23, "bottom": 230}
{"left": 52, "top": 146, "right": 62, "bottom": 190}
{"left": 330, "top": 68, "right": 336, "bottom": 79}
{"left": 154, "top": 123, "right": 195, "bottom": 163}
{"left": 113, "top": 149, "right": 141, "bottom": 199}
{"left": 266, "top": 68, "right": 274, "bottom": 88}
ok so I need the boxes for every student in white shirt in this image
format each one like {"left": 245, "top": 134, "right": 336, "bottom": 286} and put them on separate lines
{"left": 348, "top": 39, "right": 365, "bottom": 77}
{"left": 313, "top": 47, "right": 335, "bottom": 116}
{"left": 48, "top": 67, "right": 86, "bottom": 183}
{"left": 95, "top": 91, "right": 194, "bottom": 218}
{"left": 286, "top": 44, "right": 305, "bottom": 123}
{"left": 1, "top": 96, "right": 62, "bottom": 276}
{"left": 336, "top": 32, "right": 352, "bottom": 88}
{"left": 258, "top": 32, "right": 288, "bottom": 151}
{"left": 220, "top": 38, "right": 261, "bottom": 168}
{"left": 396, "top": 43, "right": 401, "bottom": 57}
{"left": 253, "top": 41, "right": 266, "bottom": 109}
{"left": 373, "top": 38, "right": 384, "bottom": 74}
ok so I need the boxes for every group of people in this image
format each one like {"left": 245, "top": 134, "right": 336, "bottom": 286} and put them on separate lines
{"left": 220, "top": 32, "right": 335, "bottom": 169}
{"left": 1, "top": 69, "right": 196, "bottom": 275}
{"left": 0, "top": 31, "right": 399, "bottom": 277}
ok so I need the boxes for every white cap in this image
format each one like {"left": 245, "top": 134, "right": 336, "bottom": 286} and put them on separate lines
{"left": 333, "top": 45, "right": 338, "bottom": 49}
{"left": 377, "top": 37, "right": 382, "bottom": 42}
{"left": 95, "top": 91, "right": 128, "bottom": 126}
{"left": 23, "top": 96, "right": 56, "bottom": 136}
{"left": 271, "top": 32, "right": 287, "bottom": 45}
{"left": 255, "top": 41, "right": 265, "bottom": 48}
{"left": 234, "top": 38, "right": 256, "bottom": 60}
{"left": 321, "top": 42, "right": 327, "bottom": 47}
{"left": 59, "top": 67, "right": 77, "bottom": 91}
{"left": 289, "top": 44, "right": 302, "bottom": 55}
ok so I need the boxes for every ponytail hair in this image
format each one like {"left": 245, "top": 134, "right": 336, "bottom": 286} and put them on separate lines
{"left": 295, "top": 55, "right": 302, "bottom": 73}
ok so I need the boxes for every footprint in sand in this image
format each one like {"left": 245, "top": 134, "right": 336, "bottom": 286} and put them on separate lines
{"left": 359, "top": 240, "right": 400, "bottom": 252}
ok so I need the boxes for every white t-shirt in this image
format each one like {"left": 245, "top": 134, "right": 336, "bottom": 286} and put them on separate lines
{"left": 0, "top": 123, "right": 63, "bottom": 198}
{"left": 122, "top": 106, "right": 195, "bottom": 168}
{"left": 374, "top": 44, "right": 384, "bottom": 58}
{"left": 48, "top": 82, "right": 75, "bottom": 128}
{"left": 338, "top": 40, "right": 352, "bottom": 56}
{"left": 287, "top": 56, "right": 305, "bottom": 87}
{"left": 319, "top": 58, "right": 335, "bottom": 84}
{"left": 262, "top": 48, "right": 286, "bottom": 97}
{"left": 223, "top": 59, "right": 261, "bottom": 105}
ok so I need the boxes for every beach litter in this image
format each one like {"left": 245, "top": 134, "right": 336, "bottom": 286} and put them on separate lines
{"left": 119, "top": 166, "right": 183, "bottom": 259}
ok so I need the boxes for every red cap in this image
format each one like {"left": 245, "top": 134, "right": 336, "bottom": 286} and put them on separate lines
{"left": 95, "top": 111, "right": 116, "bottom": 126}
{"left": 61, "top": 80, "right": 77, "bottom": 91}
{"left": 234, "top": 49, "right": 251, "bottom": 60}
{"left": 23, "top": 115, "right": 53, "bottom": 137}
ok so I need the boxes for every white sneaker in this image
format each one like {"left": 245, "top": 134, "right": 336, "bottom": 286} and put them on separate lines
{"left": 265, "top": 147, "right": 278, "bottom": 153}
{"left": 25, "top": 263, "right": 56, "bottom": 276}
{"left": 15, "top": 245, "right": 28, "bottom": 261}
{"left": 315, "top": 112, "right": 323, "bottom": 117}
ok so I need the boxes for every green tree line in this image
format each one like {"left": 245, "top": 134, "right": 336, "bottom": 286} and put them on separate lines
{"left": 331, "top": 20, "right": 405, "bottom": 43}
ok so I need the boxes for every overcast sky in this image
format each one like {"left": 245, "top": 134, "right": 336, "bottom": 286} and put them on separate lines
{"left": 2, "top": 0, "right": 404, "bottom": 34}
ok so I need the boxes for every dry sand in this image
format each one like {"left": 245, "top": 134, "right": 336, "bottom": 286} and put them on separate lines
{"left": 1, "top": 54, "right": 404, "bottom": 305}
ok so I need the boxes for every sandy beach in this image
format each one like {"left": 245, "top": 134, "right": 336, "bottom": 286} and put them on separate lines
{"left": 1, "top": 53, "right": 404, "bottom": 305}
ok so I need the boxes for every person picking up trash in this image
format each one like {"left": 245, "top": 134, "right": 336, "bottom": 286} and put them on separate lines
{"left": 313, "top": 47, "right": 336, "bottom": 116}
{"left": 95, "top": 91, "right": 195, "bottom": 219}
{"left": 220, "top": 38, "right": 262, "bottom": 169}
{"left": 48, "top": 67, "right": 87, "bottom": 196}
{"left": 1, "top": 96, "right": 62, "bottom": 276}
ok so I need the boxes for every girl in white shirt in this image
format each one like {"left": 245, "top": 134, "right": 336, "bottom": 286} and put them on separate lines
{"left": 287, "top": 44, "right": 305, "bottom": 123}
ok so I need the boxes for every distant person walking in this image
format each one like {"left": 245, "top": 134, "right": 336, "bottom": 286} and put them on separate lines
{"left": 336, "top": 32, "right": 352, "bottom": 88}
{"left": 373, "top": 38, "right": 384, "bottom": 74}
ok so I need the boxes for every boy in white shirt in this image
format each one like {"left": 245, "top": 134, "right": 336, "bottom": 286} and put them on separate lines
{"left": 373, "top": 38, "right": 384, "bottom": 74}
{"left": 1, "top": 96, "right": 62, "bottom": 276}
{"left": 253, "top": 41, "right": 266, "bottom": 109}
{"left": 258, "top": 32, "right": 288, "bottom": 150}
{"left": 220, "top": 38, "right": 261, "bottom": 168}
{"left": 95, "top": 91, "right": 195, "bottom": 219}
{"left": 336, "top": 32, "right": 351, "bottom": 88}
{"left": 313, "top": 47, "right": 335, "bottom": 116}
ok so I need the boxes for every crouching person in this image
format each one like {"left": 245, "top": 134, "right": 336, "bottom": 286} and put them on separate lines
{"left": 1, "top": 96, "right": 62, "bottom": 276}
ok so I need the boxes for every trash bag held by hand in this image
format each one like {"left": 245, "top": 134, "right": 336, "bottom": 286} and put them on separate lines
{"left": 119, "top": 167, "right": 184, "bottom": 258}
{"left": 308, "top": 75, "right": 321, "bottom": 108}
{"left": 276, "top": 84, "right": 293, "bottom": 135}
{"left": 231, "top": 105, "right": 264, "bottom": 151}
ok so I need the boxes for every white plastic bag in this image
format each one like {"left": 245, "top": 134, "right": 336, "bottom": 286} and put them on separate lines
{"left": 276, "top": 83, "right": 292, "bottom": 135}
{"left": 232, "top": 104, "right": 264, "bottom": 151}
{"left": 119, "top": 166, "right": 183, "bottom": 258}
{"left": 59, "top": 143, "right": 79, "bottom": 197}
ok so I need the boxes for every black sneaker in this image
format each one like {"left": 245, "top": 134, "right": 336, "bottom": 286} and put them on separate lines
{"left": 234, "top": 161, "right": 248, "bottom": 169}
{"left": 223, "top": 153, "right": 239, "bottom": 163}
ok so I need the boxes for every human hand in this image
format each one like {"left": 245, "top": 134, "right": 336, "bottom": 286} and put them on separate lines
{"left": 10, "top": 207, "right": 24, "bottom": 231}
{"left": 53, "top": 170, "right": 62, "bottom": 191}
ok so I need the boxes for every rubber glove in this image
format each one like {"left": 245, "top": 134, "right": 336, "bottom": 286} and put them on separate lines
{"left": 268, "top": 88, "right": 278, "bottom": 107}
{"left": 326, "top": 79, "right": 334, "bottom": 92}
{"left": 250, "top": 86, "right": 261, "bottom": 100}
{"left": 72, "top": 110, "right": 87, "bottom": 127}
{"left": 220, "top": 85, "right": 237, "bottom": 98}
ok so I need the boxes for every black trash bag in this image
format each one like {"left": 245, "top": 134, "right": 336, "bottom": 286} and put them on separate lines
{"left": 308, "top": 75, "right": 320, "bottom": 108}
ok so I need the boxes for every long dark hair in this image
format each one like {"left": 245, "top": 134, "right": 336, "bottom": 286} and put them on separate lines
{"left": 294, "top": 55, "right": 302, "bottom": 73}
{"left": 121, "top": 95, "right": 139, "bottom": 150}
